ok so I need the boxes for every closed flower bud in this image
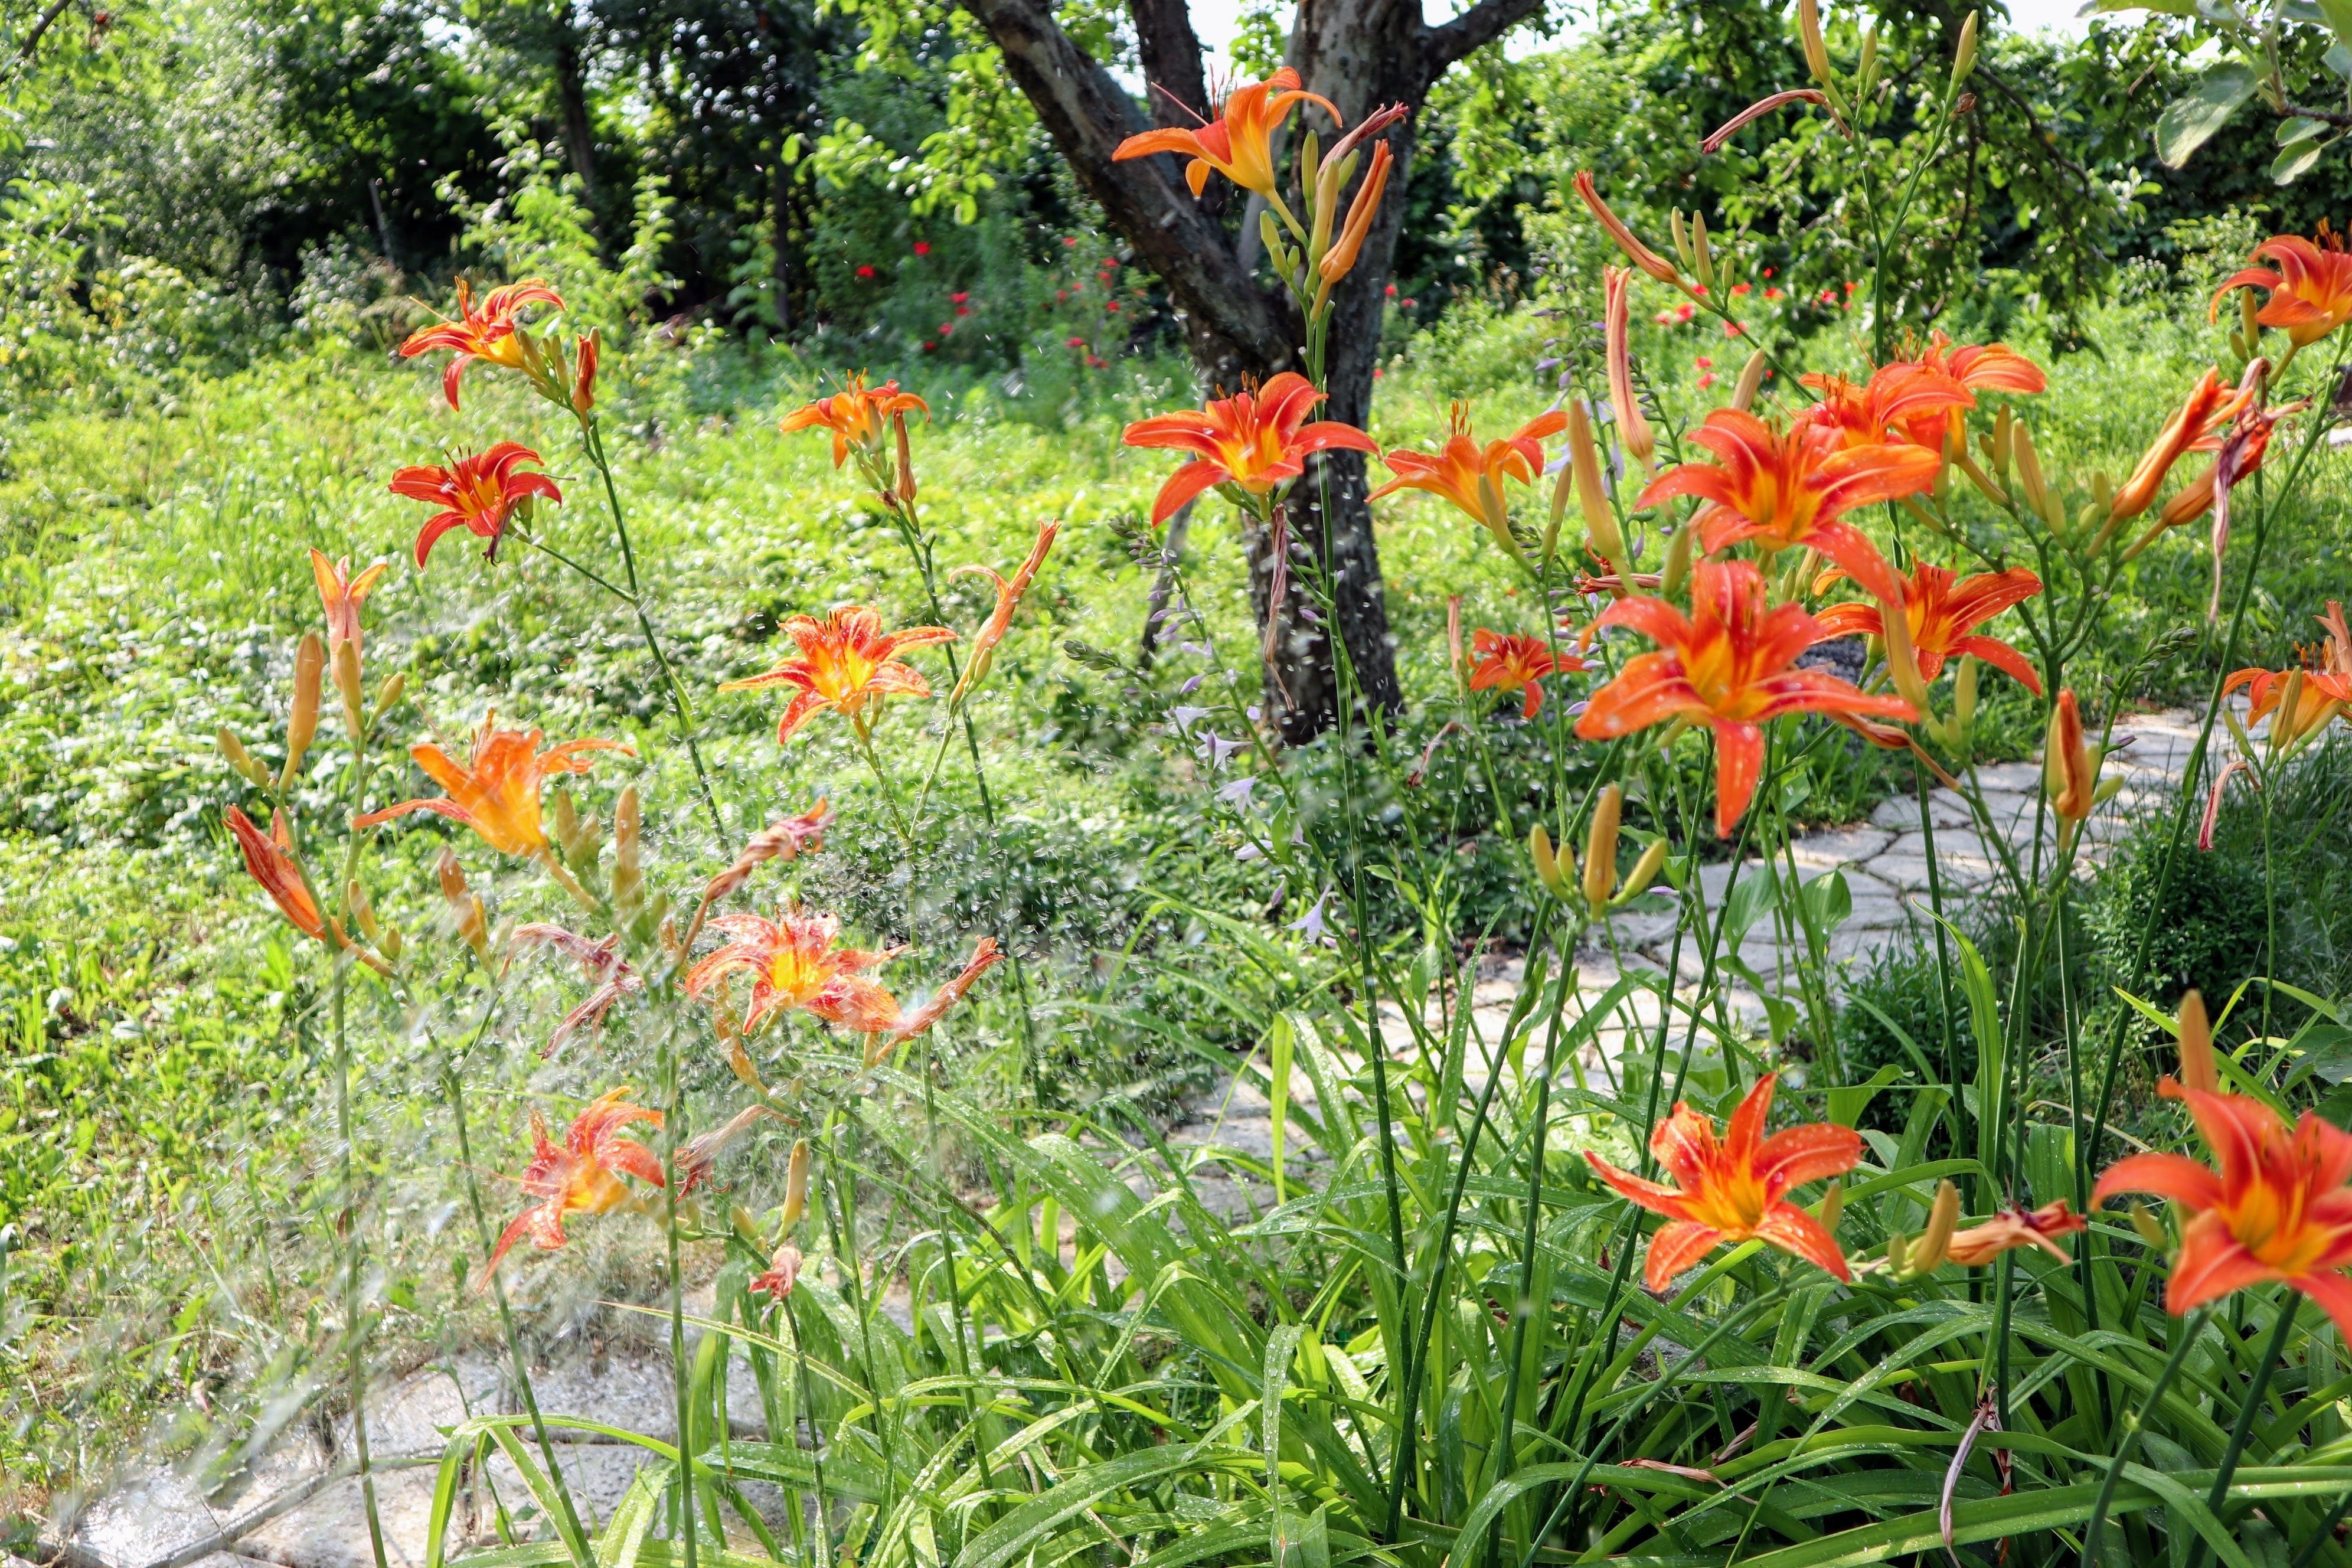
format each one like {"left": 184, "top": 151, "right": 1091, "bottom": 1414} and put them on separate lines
{"left": 727, "top": 1035, "right": 765, "bottom": 1092}
{"left": 379, "top": 925, "right": 402, "bottom": 960}
{"left": 1582, "top": 784, "right": 1622, "bottom": 913}
{"left": 612, "top": 784, "right": 643, "bottom": 913}
{"left": 1661, "top": 523, "right": 1694, "bottom": 597}
{"left": 730, "top": 1203, "right": 761, "bottom": 1246}
{"left": 1612, "top": 838, "right": 1670, "bottom": 906}
{"left": 553, "top": 788, "right": 583, "bottom": 857}
{"left": 1912, "top": 1179, "right": 1961, "bottom": 1273}
{"left": 573, "top": 330, "right": 599, "bottom": 416}
{"left": 2176, "top": 988, "right": 2218, "bottom": 1093}
{"left": 347, "top": 880, "right": 381, "bottom": 943}
{"left": 218, "top": 726, "right": 270, "bottom": 787}
{"left": 283, "top": 632, "right": 324, "bottom": 788}
{"left": 1528, "top": 824, "right": 1572, "bottom": 899}
{"left": 2012, "top": 420, "right": 2057, "bottom": 530}
{"left": 1949, "top": 9, "right": 1978, "bottom": 90}
{"left": 1690, "top": 210, "right": 1714, "bottom": 292}
{"left": 1669, "top": 210, "right": 1696, "bottom": 277}
{"left": 2129, "top": 1203, "right": 2169, "bottom": 1250}
{"left": 374, "top": 672, "right": 406, "bottom": 720}
{"left": 1817, "top": 1179, "right": 1844, "bottom": 1236}
{"left": 894, "top": 410, "right": 917, "bottom": 508}
{"left": 1857, "top": 24, "right": 1880, "bottom": 99}
{"left": 1732, "top": 349, "right": 1767, "bottom": 412}
{"left": 333, "top": 636, "right": 364, "bottom": 741}
{"left": 1885, "top": 1228, "right": 1909, "bottom": 1276}
{"left": 1567, "top": 401, "right": 1624, "bottom": 566}
{"left": 1798, "top": 0, "right": 1835, "bottom": 92}
{"left": 779, "top": 1138, "right": 812, "bottom": 1233}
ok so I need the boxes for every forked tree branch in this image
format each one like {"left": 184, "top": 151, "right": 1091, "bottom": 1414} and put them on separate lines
{"left": 1422, "top": 0, "right": 1546, "bottom": 77}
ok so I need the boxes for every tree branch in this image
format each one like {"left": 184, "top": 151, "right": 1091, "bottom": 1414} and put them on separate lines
{"left": 1126, "top": 0, "right": 1229, "bottom": 224}
{"left": 958, "top": 0, "right": 1292, "bottom": 376}
{"left": 17, "top": 0, "right": 74, "bottom": 60}
{"left": 1422, "top": 0, "right": 1543, "bottom": 74}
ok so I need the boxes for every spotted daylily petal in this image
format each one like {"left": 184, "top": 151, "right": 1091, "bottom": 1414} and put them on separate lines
{"left": 721, "top": 606, "right": 953, "bottom": 742}
{"left": 479, "top": 1088, "right": 662, "bottom": 1285}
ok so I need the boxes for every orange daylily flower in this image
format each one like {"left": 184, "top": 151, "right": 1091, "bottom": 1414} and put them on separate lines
{"left": 2210, "top": 231, "right": 2352, "bottom": 347}
{"left": 2094, "top": 1079, "right": 2352, "bottom": 1341}
{"left": 1943, "top": 1200, "right": 2088, "bottom": 1266}
{"left": 226, "top": 805, "right": 327, "bottom": 943}
{"left": 309, "top": 550, "right": 389, "bottom": 656}
{"left": 354, "top": 714, "right": 632, "bottom": 858}
{"left": 1586, "top": 1072, "right": 1862, "bottom": 1291}
{"left": 780, "top": 373, "right": 930, "bottom": 469}
{"left": 481, "top": 1088, "right": 665, "bottom": 1283}
{"left": 2109, "top": 368, "right": 2248, "bottom": 523}
{"left": 684, "top": 905, "right": 904, "bottom": 1034}
{"left": 1888, "top": 331, "right": 2047, "bottom": 452}
{"left": 1603, "top": 267, "right": 1656, "bottom": 469}
{"left": 1111, "top": 68, "right": 1340, "bottom": 201}
{"left": 1812, "top": 562, "right": 2045, "bottom": 695}
{"left": 1370, "top": 403, "right": 1569, "bottom": 545}
{"left": 1122, "top": 373, "right": 1378, "bottom": 525}
{"left": 720, "top": 606, "right": 955, "bottom": 741}
{"left": 2223, "top": 664, "right": 2352, "bottom": 753}
{"left": 398, "top": 279, "right": 566, "bottom": 410}
{"left": 1634, "top": 409, "right": 1933, "bottom": 605}
{"left": 884, "top": 937, "right": 1004, "bottom": 1051}
{"left": 1576, "top": 559, "right": 1916, "bottom": 835}
{"left": 2042, "top": 688, "right": 2105, "bottom": 828}
{"left": 1799, "top": 364, "right": 1976, "bottom": 453}
{"left": 1468, "top": 629, "right": 1589, "bottom": 720}
{"left": 750, "top": 1244, "right": 803, "bottom": 1300}
{"left": 949, "top": 520, "right": 1060, "bottom": 704}
{"left": 389, "top": 443, "right": 563, "bottom": 569}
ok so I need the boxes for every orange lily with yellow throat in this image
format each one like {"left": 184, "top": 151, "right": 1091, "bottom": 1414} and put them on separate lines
{"left": 1371, "top": 403, "right": 1567, "bottom": 560}
{"left": 355, "top": 714, "right": 632, "bottom": 862}
{"left": 398, "top": 279, "right": 566, "bottom": 409}
{"left": 1122, "top": 374, "right": 1377, "bottom": 525}
{"left": 721, "top": 606, "right": 954, "bottom": 742}
{"left": 479, "top": 1087, "right": 666, "bottom": 1284}
{"left": 1112, "top": 68, "right": 1340, "bottom": 214}
{"left": 780, "top": 374, "right": 930, "bottom": 470}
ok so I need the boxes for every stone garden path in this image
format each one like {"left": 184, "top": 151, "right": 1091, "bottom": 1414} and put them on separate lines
{"left": 37, "top": 712, "right": 2219, "bottom": 1568}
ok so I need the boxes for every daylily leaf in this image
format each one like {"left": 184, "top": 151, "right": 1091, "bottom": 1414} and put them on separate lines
{"left": 2154, "top": 61, "right": 2260, "bottom": 169}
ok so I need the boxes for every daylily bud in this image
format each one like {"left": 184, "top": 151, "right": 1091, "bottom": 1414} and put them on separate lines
{"left": 437, "top": 847, "right": 489, "bottom": 961}
{"left": 347, "top": 880, "right": 381, "bottom": 943}
{"left": 1574, "top": 172, "right": 1683, "bottom": 286}
{"left": 1528, "top": 824, "right": 1572, "bottom": 899}
{"left": 1316, "top": 142, "right": 1392, "bottom": 299}
{"left": 374, "top": 672, "right": 406, "bottom": 720}
{"left": 1949, "top": 10, "right": 1979, "bottom": 91}
{"left": 1797, "top": 0, "right": 1845, "bottom": 113}
{"left": 779, "top": 1138, "right": 812, "bottom": 1233}
{"left": 1567, "top": 401, "right": 1624, "bottom": 572}
{"left": 1661, "top": 524, "right": 1694, "bottom": 597}
{"left": 379, "top": 925, "right": 401, "bottom": 960}
{"left": 612, "top": 784, "right": 643, "bottom": 914}
{"left": 573, "top": 330, "right": 599, "bottom": 416}
{"left": 2043, "top": 688, "right": 2097, "bottom": 826}
{"left": 553, "top": 788, "right": 582, "bottom": 857}
{"left": 1582, "top": 784, "right": 1622, "bottom": 913}
{"left": 894, "top": 410, "right": 917, "bottom": 508}
{"left": 1879, "top": 595, "right": 1935, "bottom": 715}
{"left": 1857, "top": 24, "right": 1880, "bottom": 99}
{"left": 727, "top": 1035, "right": 765, "bottom": 1093}
{"left": 731, "top": 1204, "right": 761, "bottom": 1246}
{"left": 2128, "top": 1204, "right": 2169, "bottom": 1250}
{"left": 1690, "top": 211, "right": 1714, "bottom": 292}
{"left": 1669, "top": 210, "right": 1696, "bottom": 278}
{"left": 1259, "top": 210, "right": 1289, "bottom": 282}
{"left": 1885, "top": 1229, "right": 1909, "bottom": 1276}
{"left": 1817, "top": 1180, "right": 1844, "bottom": 1236}
{"left": 1990, "top": 403, "right": 2013, "bottom": 482}
{"left": 218, "top": 726, "right": 271, "bottom": 788}
{"left": 2012, "top": 420, "right": 2059, "bottom": 533}
{"left": 2240, "top": 286, "right": 2262, "bottom": 352}
{"left": 1732, "top": 349, "right": 1767, "bottom": 411}
{"left": 282, "top": 632, "right": 324, "bottom": 789}
{"left": 2176, "top": 988, "right": 2218, "bottom": 1093}
{"left": 1952, "top": 655, "right": 1979, "bottom": 747}
{"left": 1612, "top": 838, "right": 1670, "bottom": 906}
{"left": 333, "top": 636, "right": 364, "bottom": 741}
{"left": 1912, "top": 1179, "right": 1961, "bottom": 1273}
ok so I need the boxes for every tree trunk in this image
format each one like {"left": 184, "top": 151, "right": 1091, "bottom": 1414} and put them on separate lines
{"left": 552, "top": 21, "right": 602, "bottom": 211}
{"left": 959, "top": 0, "right": 1538, "bottom": 740}
{"left": 772, "top": 153, "right": 794, "bottom": 333}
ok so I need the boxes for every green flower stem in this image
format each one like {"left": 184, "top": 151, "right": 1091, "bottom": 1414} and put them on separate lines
{"left": 2185, "top": 1299, "right": 2299, "bottom": 1568}
{"left": 2082, "top": 1307, "right": 2209, "bottom": 1566}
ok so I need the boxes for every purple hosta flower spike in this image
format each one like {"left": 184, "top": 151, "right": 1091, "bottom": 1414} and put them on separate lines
{"left": 1197, "top": 731, "right": 1247, "bottom": 770}
{"left": 1168, "top": 704, "right": 1213, "bottom": 730}
{"left": 1236, "top": 842, "right": 1263, "bottom": 863}
{"left": 1179, "top": 674, "right": 1206, "bottom": 694}
{"left": 1216, "top": 774, "right": 1257, "bottom": 806}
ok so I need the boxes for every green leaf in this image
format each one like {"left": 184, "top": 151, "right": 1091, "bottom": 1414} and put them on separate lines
{"left": 2154, "top": 61, "right": 2260, "bottom": 168}
{"left": 2320, "top": 0, "right": 2352, "bottom": 47}
{"left": 2274, "top": 135, "right": 2334, "bottom": 184}
{"left": 1825, "top": 1064, "right": 1902, "bottom": 1128}
{"left": 1799, "top": 868, "right": 1852, "bottom": 937}
{"left": 2278, "top": 114, "right": 2331, "bottom": 145}
{"left": 1268, "top": 1014, "right": 1293, "bottom": 1206}
{"left": 1722, "top": 866, "right": 1779, "bottom": 947}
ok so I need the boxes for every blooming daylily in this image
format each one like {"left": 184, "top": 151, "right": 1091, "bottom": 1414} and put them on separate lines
{"left": 398, "top": 279, "right": 566, "bottom": 409}
{"left": 1123, "top": 374, "right": 1378, "bottom": 525}
{"left": 1799, "top": 364, "right": 1976, "bottom": 454}
{"left": 2223, "top": 664, "right": 2352, "bottom": 754}
{"left": 720, "top": 606, "right": 954, "bottom": 741}
{"left": 1943, "top": 1200, "right": 2088, "bottom": 1266}
{"left": 1812, "top": 562, "right": 2044, "bottom": 695}
{"left": 1885, "top": 331, "right": 2046, "bottom": 452}
{"left": 1586, "top": 1072, "right": 1863, "bottom": 1290}
{"left": 388, "top": 443, "right": 563, "bottom": 568}
{"left": 354, "top": 714, "right": 633, "bottom": 858}
{"left": 2210, "top": 232, "right": 2352, "bottom": 347}
{"left": 2040, "top": 688, "right": 2113, "bottom": 837}
{"left": 1634, "top": 409, "right": 1935, "bottom": 605}
{"left": 309, "top": 550, "right": 389, "bottom": 656}
{"left": 685, "top": 905, "right": 904, "bottom": 1034}
{"left": 1111, "top": 68, "right": 1340, "bottom": 201}
{"left": 481, "top": 1088, "right": 665, "bottom": 1283}
{"left": 779, "top": 373, "right": 930, "bottom": 469}
{"left": 1575, "top": 559, "right": 1916, "bottom": 835}
{"left": 949, "top": 520, "right": 1059, "bottom": 704}
{"left": 1371, "top": 403, "right": 1569, "bottom": 550}
{"left": 1468, "top": 629, "right": 1588, "bottom": 720}
{"left": 226, "top": 805, "right": 327, "bottom": 943}
{"left": 2108, "top": 368, "right": 2246, "bottom": 524}
{"left": 2094, "top": 1074, "right": 2352, "bottom": 1341}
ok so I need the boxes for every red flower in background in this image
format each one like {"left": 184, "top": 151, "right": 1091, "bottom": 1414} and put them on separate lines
{"left": 913, "top": 241, "right": 932, "bottom": 256}
{"left": 855, "top": 265, "right": 877, "bottom": 280}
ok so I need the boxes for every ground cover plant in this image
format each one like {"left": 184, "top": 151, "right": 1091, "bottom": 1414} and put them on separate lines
{"left": 24, "top": 4, "right": 2352, "bottom": 1565}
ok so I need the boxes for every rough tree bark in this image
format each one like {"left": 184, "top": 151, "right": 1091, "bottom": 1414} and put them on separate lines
{"left": 959, "top": 0, "right": 1540, "bottom": 742}
{"left": 552, "top": 17, "right": 602, "bottom": 211}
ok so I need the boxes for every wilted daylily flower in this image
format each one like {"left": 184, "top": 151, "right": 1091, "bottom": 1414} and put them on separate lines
{"left": 1576, "top": 560, "right": 1916, "bottom": 835}
{"left": 1468, "top": 628, "right": 1587, "bottom": 720}
{"left": 1110, "top": 67, "right": 1340, "bottom": 202}
{"left": 309, "top": 550, "right": 388, "bottom": 657}
{"left": 1371, "top": 404, "right": 1569, "bottom": 556}
{"left": 1573, "top": 171, "right": 1683, "bottom": 288}
{"left": 1812, "top": 562, "right": 2044, "bottom": 695}
{"left": 2211, "top": 230, "right": 2352, "bottom": 347}
{"left": 1943, "top": 1200, "right": 2088, "bottom": 1266}
{"left": 1634, "top": 409, "right": 1933, "bottom": 604}
{"left": 720, "top": 606, "right": 954, "bottom": 742}
{"left": 225, "top": 805, "right": 328, "bottom": 944}
{"left": 2108, "top": 368, "right": 2246, "bottom": 525}
{"left": 750, "top": 1244, "right": 803, "bottom": 1301}
{"left": 389, "top": 443, "right": 563, "bottom": 568}
{"left": 1585, "top": 1072, "right": 1863, "bottom": 1290}
{"left": 1122, "top": 374, "right": 1378, "bottom": 525}
{"left": 882, "top": 937, "right": 1004, "bottom": 1053}
{"left": 701, "top": 800, "right": 834, "bottom": 904}
{"left": 506, "top": 923, "right": 643, "bottom": 1056}
{"left": 779, "top": 373, "right": 930, "bottom": 469}
{"left": 684, "top": 906, "right": 904, "bottom": 1034}
{"left": 2041, "top": 689, "right": 2114, "bottom": 837}
{"left": 950, "top": 519, "right": 1059, "bottom": 704}
{"left": 481, "top": 1088, "right": 664, "bottom": 1283}
{"left": 1602, "top": 267, "right": 1656, "bottom": 470}
{"left": 355, "top": 714, "right": 633, "bottom": 858}
{"left": 398, "top": 279, "right": 566, "bottom": 409}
